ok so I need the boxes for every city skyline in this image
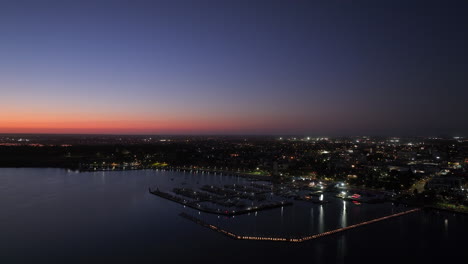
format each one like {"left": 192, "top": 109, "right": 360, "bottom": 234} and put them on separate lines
{"left": 1, "top": 0, "right": 467, "bottom": 135}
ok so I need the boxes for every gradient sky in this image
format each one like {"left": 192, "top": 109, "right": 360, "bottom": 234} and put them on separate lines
{"left": 1, "top": 0, "right": 467, "bottom": 135}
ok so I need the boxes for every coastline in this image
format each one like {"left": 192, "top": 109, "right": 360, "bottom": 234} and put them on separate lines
{"left": 423, "top": 205, "right": 468, "bottom": 215}
{"left": 1, "top": 166, "right": 466, "bottom": 216}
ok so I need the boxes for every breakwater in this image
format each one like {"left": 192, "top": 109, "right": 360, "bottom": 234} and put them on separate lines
{"left": 180, "top": 208, "right": 421, "bottom": 242}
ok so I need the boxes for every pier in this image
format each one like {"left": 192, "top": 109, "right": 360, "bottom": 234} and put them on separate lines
{"left": 180, "top": 208, "right": 421, "bottom": 242}
{"left": 149, "top": 188, "right": 292, "bottom": 216}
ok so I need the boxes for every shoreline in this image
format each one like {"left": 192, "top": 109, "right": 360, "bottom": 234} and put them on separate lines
{"left": 79, "top": 166, "right": 273, "bottom": 181}
{"left": 422, "top": 205, "right": 468, "bottom": 215}
{"left": 1, "top": 167, "right": 466, "bottom": 216}
{"left": 0, "top": 166, "right": 272, "bottom": 181}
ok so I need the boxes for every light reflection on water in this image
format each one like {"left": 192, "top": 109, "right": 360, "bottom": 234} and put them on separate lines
{"left": 318, "top": 205, "right": 325, "bottom": 233}
{"left": 0, "top": 168, "right": 466, "bottom": 263}
{"left": 341, "top": 200, "right": 347, "bottom": 228}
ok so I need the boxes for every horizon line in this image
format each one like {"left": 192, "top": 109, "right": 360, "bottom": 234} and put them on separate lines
{"left": 0, "top": 132, "right": 463, "bottom": 138}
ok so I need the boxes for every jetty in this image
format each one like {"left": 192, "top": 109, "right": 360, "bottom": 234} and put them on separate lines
{"left": 180, "top": 208, "right": 421, "bottom": 242}
{"left": 149, "top": 188, "right": 292, "bottom": 216}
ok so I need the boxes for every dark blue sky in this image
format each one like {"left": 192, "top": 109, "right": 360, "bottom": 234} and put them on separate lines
{"left": 1, "top": 0, "right": 467, "bottom": 135}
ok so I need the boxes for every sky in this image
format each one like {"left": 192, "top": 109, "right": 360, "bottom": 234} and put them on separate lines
{"left": 0, "top": 0, "right": 467, "bottom": 136}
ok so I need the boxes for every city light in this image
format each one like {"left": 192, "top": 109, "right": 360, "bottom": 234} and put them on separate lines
{"left": 1, "top": 0, "right": 467, "bottom": 260}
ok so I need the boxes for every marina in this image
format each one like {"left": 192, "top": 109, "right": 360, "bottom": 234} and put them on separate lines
{"left": 149, "top": 187, "right": 292, "bottom": 216}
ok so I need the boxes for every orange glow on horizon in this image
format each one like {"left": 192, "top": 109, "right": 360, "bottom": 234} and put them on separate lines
{"left": 0, "top": 114, "right": 297, "bottom": 134}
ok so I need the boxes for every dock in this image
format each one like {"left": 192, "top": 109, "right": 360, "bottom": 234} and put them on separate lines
{"left": 149, "top": 188, "right": 292, "bottom": 216}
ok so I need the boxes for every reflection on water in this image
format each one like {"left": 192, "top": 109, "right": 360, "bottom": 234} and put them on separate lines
{"left": 280, "top": 206, "right": 284, "bottom": 228}
{"left": 337, "top": 235, "right": 346, "bottom": 263}
{"left": 309, "top": 208, "right": 314, "bottom": 234}
{"left": 0, "top": 168, "right": 466, "bottom": 263}
{"left": 319, "top": 205, "right": 325, "bottom": 233}
{"left": 341, "top": 200, "right": 347, "bottom": 228}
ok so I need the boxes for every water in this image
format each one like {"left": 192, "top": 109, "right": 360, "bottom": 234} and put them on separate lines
{"left": 0, "top": 168, "right": 466, "bottom": 263}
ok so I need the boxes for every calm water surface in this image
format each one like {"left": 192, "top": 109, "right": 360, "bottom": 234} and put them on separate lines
{"left": 0, "top": 168, "right": 466, "bottom": 263}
